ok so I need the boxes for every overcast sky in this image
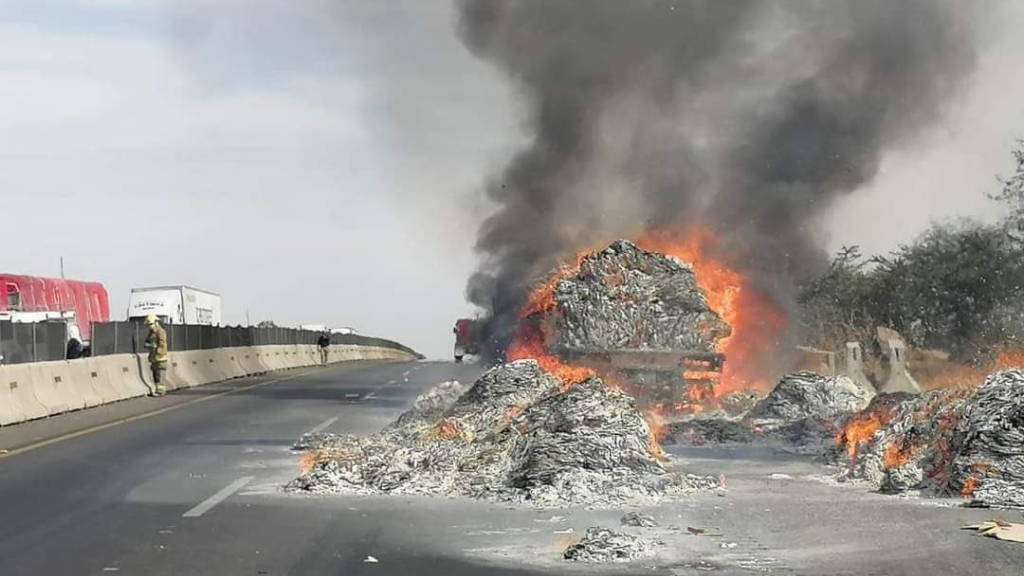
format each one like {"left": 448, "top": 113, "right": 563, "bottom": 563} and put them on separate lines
{"left": 2, "top": 0, "right": 1022, "bottom": 358}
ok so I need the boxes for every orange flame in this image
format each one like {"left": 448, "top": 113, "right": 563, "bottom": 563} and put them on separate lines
{"left": 636, "top": 227, "right": 787, "bottom": 396}
{"left": 882, "top": 440, "right": 916, "bottom": 469}
{"left": 835, "top": 406, "right": 892, "bottom": 460}
{"left": 923, "top": 347, "right": 1024, "bottom": 390}
{"left": 961, "top": 476, "right": 977, "bottom": 497}
{"left": 431, "top": 418, "right": 469, "bottom": 441}
{"left": 645, "top": 405, "right": 669, "bottom": 460}
{"left": 506, "top": 323, "right": 596, "bottom": 388}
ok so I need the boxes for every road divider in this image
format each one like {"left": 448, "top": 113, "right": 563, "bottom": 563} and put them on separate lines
{"left": 0, "top": 342, "right": 419, "bottom": 427}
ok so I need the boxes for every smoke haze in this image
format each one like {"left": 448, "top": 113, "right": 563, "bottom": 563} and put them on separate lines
{"left": 458, "top": 0, "right": 982, "bottom": 354}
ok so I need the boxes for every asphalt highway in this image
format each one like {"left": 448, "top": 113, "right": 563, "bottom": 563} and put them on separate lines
{"left": 2, "top": 360, "right": 1024, "bottom": 576}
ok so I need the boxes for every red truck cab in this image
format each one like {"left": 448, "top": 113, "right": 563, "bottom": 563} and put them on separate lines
{"left": 454, "top": 318, "right": 479, "bottom": 362}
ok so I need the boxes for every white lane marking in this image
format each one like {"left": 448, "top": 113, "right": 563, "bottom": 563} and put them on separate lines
{"left": 344, "top": 393, "right": 360, "bottom": 399}
{"left": 183, "top": 476, "right": 255, "bottom": 518}
{"left": 386, "top": 380, "right": 397, "bottom": 385}
{"left": 306, "top": 416, "right": 339, "bottom": 435}
{"left": 364, "top": 392, "right": 377, "bottom": 400}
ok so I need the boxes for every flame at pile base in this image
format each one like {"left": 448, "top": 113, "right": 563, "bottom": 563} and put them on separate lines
{"left": 830, "top": 369, "right": 1024, "bottom": 507}
{"left": 289, "top": 361, "right": 719, "bottom": 508}
{"left": 663, "top": 372, "right": 873, "bottom": 453}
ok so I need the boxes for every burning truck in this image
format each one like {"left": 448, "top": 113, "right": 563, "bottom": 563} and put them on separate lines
{"left": 507, "top": 239, "right": 731, "bottom": 408}
{"left": 504, "top": 234, "right": 787, "bottom": 415}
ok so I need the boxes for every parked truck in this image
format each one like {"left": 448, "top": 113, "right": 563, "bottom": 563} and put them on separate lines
{"left": 453, "top": 318, "right": 482, "bottom": 362}
{"left": 0, "top": 273, "right": 110, "bottom": 342}
{"left": 127, "top": 286, "right": 222, "bottom": 326}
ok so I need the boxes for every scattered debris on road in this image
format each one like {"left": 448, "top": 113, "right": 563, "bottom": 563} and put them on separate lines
{"left": 363, "top": 555, "right": 379, "bottom": 563}
{"left": 562, "top": 527, "right": 656, "bottom": 562}
{"left": 621, "top": 511, "right": 658, "bottom": 527}
{"left": 289, "top": 361, "right": 719, "bottom": 508}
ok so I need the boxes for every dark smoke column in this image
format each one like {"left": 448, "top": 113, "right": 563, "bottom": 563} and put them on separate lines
{"left": 458, "top": 0, "right": 979, "bottom": 358}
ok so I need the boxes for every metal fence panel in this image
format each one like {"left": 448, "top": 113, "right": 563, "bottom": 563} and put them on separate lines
{"left": 37, "top": 322, "right": 67, "bottom": 362}
{"left": 89, "top": 321, "right": 420, "bottom": 359}
{"left": 0, "top": 320, "right": 70, "bottom": 364}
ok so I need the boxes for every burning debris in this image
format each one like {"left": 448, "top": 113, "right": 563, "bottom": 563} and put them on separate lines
{"left": 562, "top": 527, "right": 656, "bottom": 563}
{"left": 832, "top": 369, "right": 1024, "bottom": 508}
{"left": 290, "top": 361, "right": 718, "bottom": 508}
{"left": 665, "top": 372, "right": 873, "bottom": 452}
{"left": 546, "top": 240, "right": 730, "bottom": 354}
{"left": 747, "top": 372, "right": 874, "bottom": 426}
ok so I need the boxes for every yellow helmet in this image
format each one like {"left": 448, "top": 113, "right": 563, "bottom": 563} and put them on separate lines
{"left": 144, "top": 314, "right": 158, "bottom": 326}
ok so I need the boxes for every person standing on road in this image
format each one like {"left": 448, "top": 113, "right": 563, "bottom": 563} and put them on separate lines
{"left": 317, "top": 332, "right": 331, "bottom": 365}
{"left": 144, "top": 314, "right": 169, "bottom": 396}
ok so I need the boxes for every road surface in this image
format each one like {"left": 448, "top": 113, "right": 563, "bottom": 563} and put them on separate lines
{"left": 1, "top": 360, "right": 1023, "bottom": 575}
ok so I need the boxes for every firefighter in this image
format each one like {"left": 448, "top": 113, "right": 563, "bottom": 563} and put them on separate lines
{"left": 144, "top": 314, "right": 169, "bottom": 396}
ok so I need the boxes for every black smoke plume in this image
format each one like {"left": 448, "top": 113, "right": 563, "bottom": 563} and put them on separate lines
{"left": 458, "top": 0, "right": 979, "bottom": 358}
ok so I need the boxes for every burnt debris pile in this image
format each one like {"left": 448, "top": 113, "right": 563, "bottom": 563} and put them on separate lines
{"left": 833, "top": 369, "right": 1024, "bottom": 507}
{"left": 290, "top": 360, "right": 718, "bottom": 507}
{"left": 548, "top": 240, "right": 730, "bottom": 354}
{"left": 666, "top": 372, "right": 873, "bottom": 452}
{"left": 563, "top": 527, "right": 657, "bottom": 563}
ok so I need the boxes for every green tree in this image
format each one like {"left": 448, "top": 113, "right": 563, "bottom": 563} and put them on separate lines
{"left": 993, "top": 138, "right": 1024, "bottom": 244}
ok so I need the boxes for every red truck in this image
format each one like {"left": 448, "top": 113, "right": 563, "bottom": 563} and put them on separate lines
{"left": 453, "top": 318, "right": 481, "bottom": 363}
{"left": 0, "top": 274, "right": 110, "bottom": 342}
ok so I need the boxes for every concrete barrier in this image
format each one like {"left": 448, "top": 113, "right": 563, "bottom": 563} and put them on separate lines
{"left": 100, "top": 354, "right": 151, "bottom": 399}
{"left": 842, "top": 342, "right": 876, "bottom": 393}
{"left": 880, "top": 340, "right": 922, "bottom": 394}
{"left": 84, "top": 356, "right": 123, "bottom": 404}
{"left": 192, "top": 351, "right": 229, "bottom": 384}
{"left": 0, "top": 342, "right": 418, "bottom": 427}
{"left": 28, "top": 362, "right": 77, "bottom": 415}
{"left": 167, "top": 352, "right": 203, "bottom": 390}
{"left": 237, "top": 347, "right": 266, "bottom": 376}
{"left": 88, "top": 355, "right": 147, "bottom": 402}
{"left": 218, "top": 350, "right": 247, "bottom": 380}
{"left": 0, "top": 364, "right": 44, "bottom": 425}
{"left": 62, "top": 360, "right": 105, "bottom": 408}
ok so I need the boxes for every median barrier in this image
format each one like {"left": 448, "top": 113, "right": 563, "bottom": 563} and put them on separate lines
{"left": 280, "top": 346, "right": 298, "bottom": 369}
{"left": 1, "top": 341, "right": 419, "bottom": 426}
{"left": 218, "top": 350, "right": 247, "bottom": 380}
{"left": 237, "top": 347, "right": 266, "bottom": 376}
{"left": 0, "top": 363, "right": 44, "bottom": 424}
{"left": 192, "top": 350, "right": 230, "bottom": 384}
{"left": 167, "top": 351, "right": 203, "bottom": 390}
{"left": 84, "top": 356, "right": 124, "bottom": 404}
{"left": 99, "top": 354, "right": 151, "bottom": 399}
{"left": 254, "top": 349, "right": 276, "bottom": 372}
{"left": 267, "top": 347, "right": 288, "bottom": 371}
{"left": 88, "top": 355, "right": 147, "bottom": 403}
{"left": 28, "top": 361, "right": 75, "bottom": 415}
{"left": 62, "top": 359, "right": 105, "bottom": 408}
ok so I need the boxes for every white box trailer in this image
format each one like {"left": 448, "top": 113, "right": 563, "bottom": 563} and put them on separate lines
{"left": 127, "top": 286, "right": 222, "bottom": 326}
